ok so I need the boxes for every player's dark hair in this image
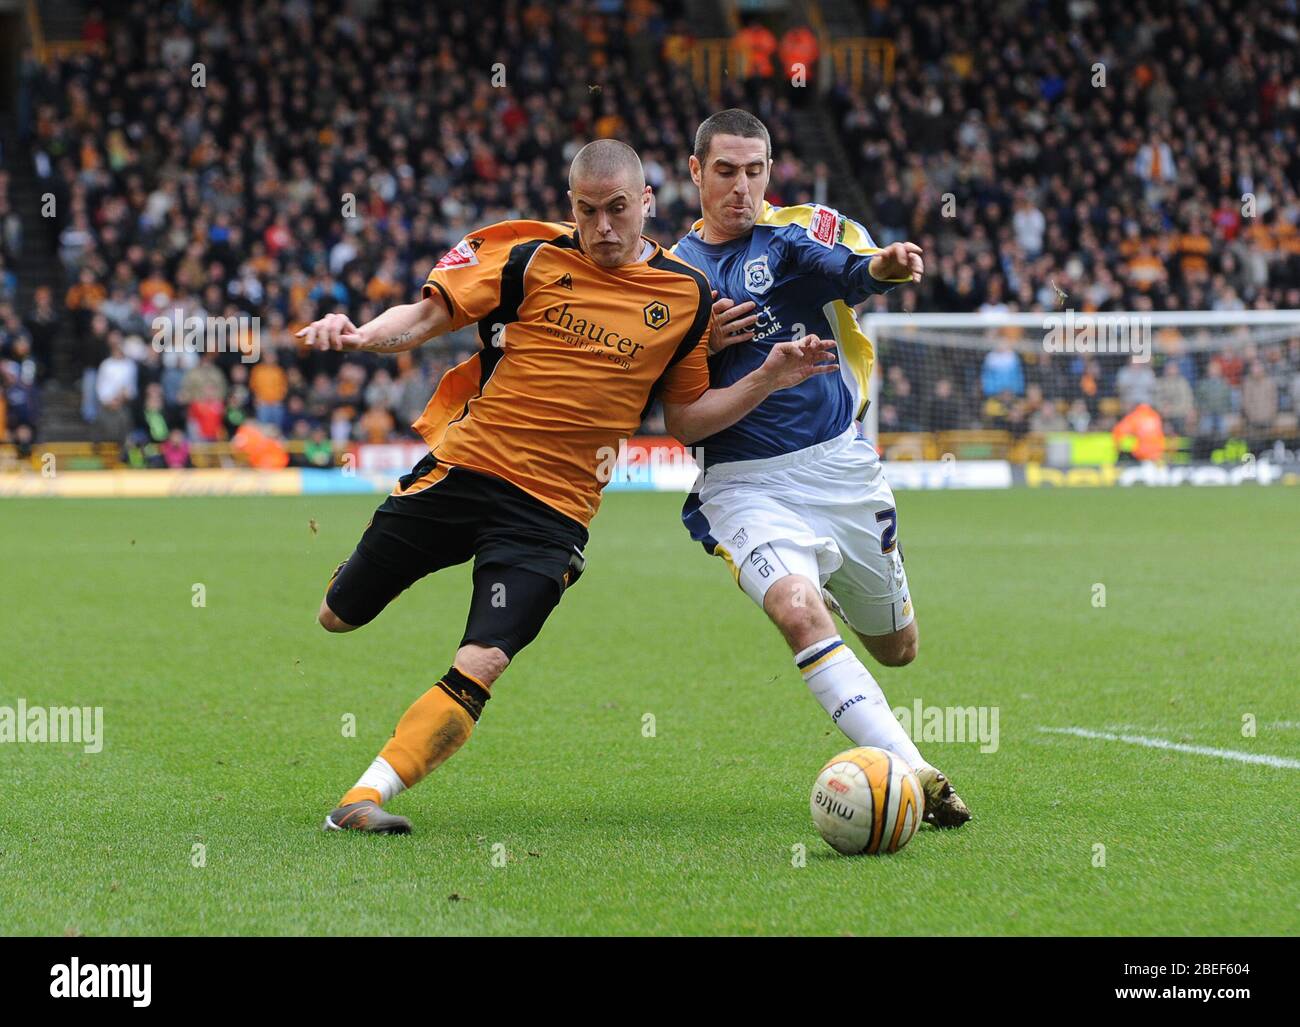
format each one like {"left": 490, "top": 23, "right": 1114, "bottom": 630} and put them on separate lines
{"left": 693, "top": 109, "right": 771, "bottom": 164}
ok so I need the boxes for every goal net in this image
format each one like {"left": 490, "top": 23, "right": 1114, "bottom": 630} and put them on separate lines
{"left": 859, "top": 310, "right": 1300, "bottom": 466}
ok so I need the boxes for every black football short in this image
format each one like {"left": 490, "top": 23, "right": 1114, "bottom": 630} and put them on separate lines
{"left": 325, "top": 455, "right": 588, "bottom": 659}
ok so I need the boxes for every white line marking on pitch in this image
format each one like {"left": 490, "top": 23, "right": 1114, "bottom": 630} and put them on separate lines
{"left": 1038, "top": 727, "right": 1300, "bottom": 770}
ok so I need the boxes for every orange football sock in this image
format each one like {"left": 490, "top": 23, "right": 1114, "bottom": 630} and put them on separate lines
{"left": 338, "top": 666, "right": 492, "bottom": 807}
{"left": 339, "top": 784, "right": 383, "bottom": 806}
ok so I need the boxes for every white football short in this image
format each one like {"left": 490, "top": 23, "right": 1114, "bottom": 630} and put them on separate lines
{"left": 688, "top": 427, "right": 914, "bottom": 637}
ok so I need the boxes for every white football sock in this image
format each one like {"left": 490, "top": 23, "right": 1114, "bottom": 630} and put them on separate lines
{"left": 352, "top": 755, "right": 406, "bottom": 804}
{"left": 795, "top": 636, "right": 930, "bottom": 772}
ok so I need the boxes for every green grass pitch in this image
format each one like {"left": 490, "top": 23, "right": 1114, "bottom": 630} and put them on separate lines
{"left": 1, "top": 486, "right": 1297, "bottom": 935}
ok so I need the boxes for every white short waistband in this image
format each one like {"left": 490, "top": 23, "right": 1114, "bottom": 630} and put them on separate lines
{"left": 702, "top": 425, "right": 861, "bottom": 481}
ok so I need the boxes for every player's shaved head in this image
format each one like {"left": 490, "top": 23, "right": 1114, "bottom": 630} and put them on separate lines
{"left": 569, "top": 139, "right": 645, "bottom": 191}
{"left": 568, "top": 140, "right": 650, "bottom": 268}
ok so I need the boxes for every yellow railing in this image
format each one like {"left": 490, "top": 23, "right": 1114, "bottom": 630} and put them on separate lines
{"left": 877, "top": 431, "right": 1046, "bottom": 464}
{"left": 684, "top": 39, "right": 742, "bottom": 99}
{"left": 827, "top": 38, "right": 895, "bottom": 90}
{"left": 678, "top": 36, "right": 896, "bottom": 97}
{"left": 24, "top": 0, "right": 43, "bottom": 58}
{"left": 25, "top": 0, "right": 95, "bottom": 64}
{"left": 39, "top": 39, "right": 95, "bottom": 62}
{"left": 0, "top": 440, "right": 353, "bottom": 473}
{"left": 0, "top": 431, "right": 1031, "bottom": 470}
{"left": 3, "top": 434, "right": 1039, "bottom": 472}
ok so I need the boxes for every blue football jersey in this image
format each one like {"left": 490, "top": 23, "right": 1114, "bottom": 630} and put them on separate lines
{"left": 671, "top": 201, "right": 906, "bottom": 467}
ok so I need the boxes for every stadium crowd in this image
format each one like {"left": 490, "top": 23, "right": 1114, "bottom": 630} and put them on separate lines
{"left": 4, "top": 0, "right": 824, "bottom": 461}
{"left": 2, "top": 0, "right": 1299, "bottom": 461}
{"left": 842, "top": 0, "right": 1300, "bottom": 450}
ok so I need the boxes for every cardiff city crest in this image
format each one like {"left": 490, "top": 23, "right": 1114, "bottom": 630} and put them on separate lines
{"left": 744, "top": 255, "right": 774, "bottom": 296}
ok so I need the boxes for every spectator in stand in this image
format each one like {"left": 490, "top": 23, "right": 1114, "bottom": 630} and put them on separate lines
{"left": 1004, "top": 389, "right": 1036, "bottom": 438}
{"left": 5, "top": 335, "right": 39, "bottom": 388}
{"left": 306, "top": 372, "right": 337, "bottom": 425}
{"left": 250, "top": 347, "right": 288, "bottom": 426}
{"left": 95, "top": 334, "right": 137, "bottom": 443}
{"left": 1066, "top": 399, "right": 1092, "bottom": 433}
{"left": 872, "top": 179, "right": 908, "bottom": 246}
{"left": 1116, "top": 354, "right": 1156, "bottom": 411}
{"left": 924, "top": 378, "right": 963, "bottom": 430}
{"left": 778, "top": 24, "right": 819, "bottom": 94}
{"left": 1124, "top": 239, "right": 1168, "bottom": 293}
{"left": 179, "top": 354, "right": 227, "bottom": 410}
{"left": 363, "top": 368, "right": 401, "bottom": 416}
{"left": 1287, "top": 342, "right": 1300, "bottom": 418}
{"left": 1194, "top": 359, "right": 1234, "bottom": 442}
{"left": 329, "top": 406, "right": 354, "bottom": 445}
{"left": 1074, "top": 357, "right": 1104, "bottom": 418}
{"left": 1011, "top": 191, "right": 1046, "bottom": 259}
{"left": 0, "top": 198, "right": 21, "bottom": 263}
{"left": 1026, "top": 385, "right": 1067, "bottom": 432}
{"left": 891, "top": 374, "right": 921, "bottom": 431}
{"left": 1240, "top": 360, "right": 1279, "bottom": 437}
{"left": 735, "top": 16, "right": 778, "bottom": 80}
{"left": 187, "top": 379, "right": 226, "bottom": 443}
{"left": 1134, "top": 128, "right": 1177, "bottom": 205}
{"left": 357, "top": 402, "right": 396, "bottom": 444}
{"left": 66, "top": 268, "right": 106, "bottom": 319}
{"left": 81, "top": 4, "right": 108, "bottom": 46}
{"left": 75, "top": 313, "right": 110, "bottom": 424}
{"left": 0, "top": 257, "right": 17, "bottom": 306}
{"left": 160, "top": 428, "right": 191, "bottom": 469}
{"left": 2, "top": 360, "right": 40, "bottom": 439}
{"left": 0, "top": 307, "right": 34, "bottom": 366}
{"left": 281, "top": 393, "right": 309, "bottom": 438}
{"left": 981, "top": 339, "right": 1024, "bottom": 397}
{"left": 135, "top": 382, "right": 173, "bottom": 447}
{"left": 1215, "top": 346, "right": 1245, "bottom": 387}
{"left": 8, "top": 422, "right": 35, "bottom": 457}
{"left": 1152, "top": 360, "right": 1195, "bottom": 435}
{"left": 302, "top": 426, "right": 334, "bottom": 468}
{"left": 224, "top": 363, "right": 252, "bottom": 435}
{"left": 395, "top": 362, "right": 432, "bottom": 428}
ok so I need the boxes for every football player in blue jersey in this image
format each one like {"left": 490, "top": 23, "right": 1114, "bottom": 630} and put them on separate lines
{"left": 672, "top": 109, "right": 970, "bottom": 827}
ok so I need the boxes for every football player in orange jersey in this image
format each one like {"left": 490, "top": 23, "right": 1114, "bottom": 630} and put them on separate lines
{"left": 297, "top": 140, "right": 837, "bottom": 833}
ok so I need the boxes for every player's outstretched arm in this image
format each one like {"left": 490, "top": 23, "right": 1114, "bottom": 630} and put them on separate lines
{"left": 663, "top": 336, "right": 838, "bottom": 445}
{"left": 296, "top": 291, "right": 452, "bottom": 353}
{"left": 867, "top": 241, "right": 924, "bottom": 284}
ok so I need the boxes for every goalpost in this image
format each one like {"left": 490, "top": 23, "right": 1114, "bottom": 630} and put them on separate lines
{"left": 858, "top": 309, "right": 1300, "bottom": 465}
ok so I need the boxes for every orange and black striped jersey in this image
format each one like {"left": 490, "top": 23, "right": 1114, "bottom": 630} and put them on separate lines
{"left": 416, "top": 220, "right": 713, "bottom": 526}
